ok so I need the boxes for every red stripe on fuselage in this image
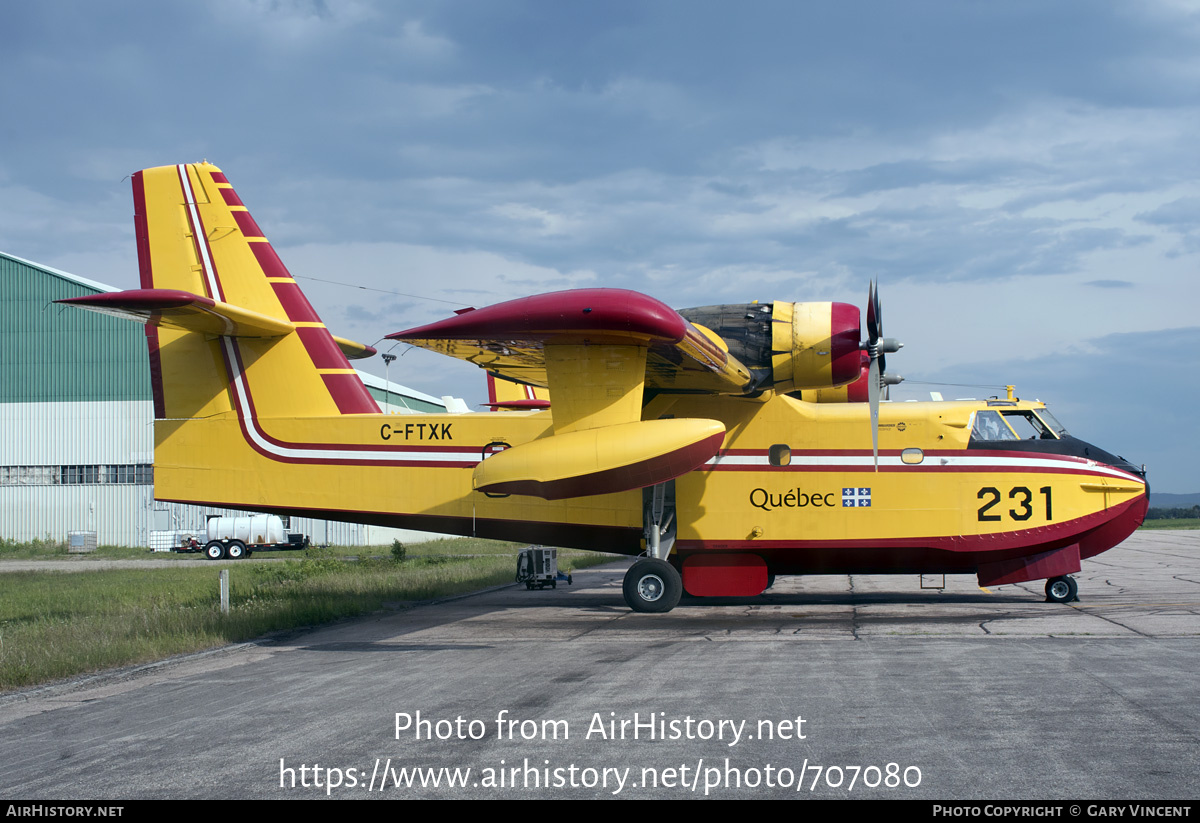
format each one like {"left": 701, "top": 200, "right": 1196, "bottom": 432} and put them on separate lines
{"left": 219, "top": 340, "right": 465, "bottom": 462}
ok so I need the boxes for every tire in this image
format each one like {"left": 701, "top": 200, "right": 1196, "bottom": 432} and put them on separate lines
{"left": 623, "top": 558, "right": 682, "bottom": 613}
{"left": 226, "top": 541, "right": 246, "bottom": 560}
{"left": 204, "top": 541, "right": 226, "bottom": 560}
{"left": 1045, "top": 575, "right": 1077, "bottom": 603}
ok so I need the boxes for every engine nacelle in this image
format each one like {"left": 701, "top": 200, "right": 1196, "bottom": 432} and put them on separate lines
{"left": 678, "top": 301, "right": 862, "bottom": 394}
{"left": 769, "top": 301, "right": 863, "bottom": 394}
{"left": 800, "top": 354, "right": 870, "bottom": 402}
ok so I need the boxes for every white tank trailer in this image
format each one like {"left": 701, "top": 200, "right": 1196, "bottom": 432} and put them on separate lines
{"left": 175, "top": 515, "right": 310, "bottom": 560}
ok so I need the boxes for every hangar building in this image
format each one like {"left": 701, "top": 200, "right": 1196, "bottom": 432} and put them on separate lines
{"left": 0, "top": 250, "right": 449, "bottom": 547}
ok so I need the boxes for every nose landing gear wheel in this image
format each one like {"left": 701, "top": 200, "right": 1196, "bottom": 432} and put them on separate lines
{"left": 623, "top": 558, "right": 682, "bottom": 613}
{"left": 1045, "top": 575, "right": 1078, "bottom": 603}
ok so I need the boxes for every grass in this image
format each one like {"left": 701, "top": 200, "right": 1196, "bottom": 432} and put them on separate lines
{"left": 0, "top": 539, "right": 616, "bottom": 692}
{"left": 1138, "top": 519, "right": 1200, "bottom": 530}
{"left": 0, "top": 536, "right": 184, "bottom": 561}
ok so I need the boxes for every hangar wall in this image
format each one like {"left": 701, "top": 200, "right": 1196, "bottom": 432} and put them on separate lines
{"left": 0, "top": 251, "right": 447, "bottom": 547}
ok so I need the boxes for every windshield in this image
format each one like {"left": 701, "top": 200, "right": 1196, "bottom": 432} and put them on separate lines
{"left": 1035, "top": 407, "right": 1069, "bottom": 437}
{"left": 1001, "top": 410, "right": 1058, "bottom": 440}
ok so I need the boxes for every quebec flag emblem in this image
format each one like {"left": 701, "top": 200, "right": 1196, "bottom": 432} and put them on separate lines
{"left": 842, "top": 487, "right": 872, "bottom": 507}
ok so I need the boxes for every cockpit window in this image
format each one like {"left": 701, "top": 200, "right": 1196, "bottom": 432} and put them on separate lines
{"left": 970, "top": 410, "right": 1017, "bottom": 441}
{"left": 1035, "top": 407, "right": 1068, "bottom": 437}
{"left": 1001, "top": 410, "right": 1058, "bottom": 440}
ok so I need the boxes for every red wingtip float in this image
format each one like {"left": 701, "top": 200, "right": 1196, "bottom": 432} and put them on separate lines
{"left": 59, "top": 162, "right": 1147, "bottom": 612}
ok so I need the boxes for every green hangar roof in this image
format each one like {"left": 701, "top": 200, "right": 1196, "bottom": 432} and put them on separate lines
{"left": 0, "top": 251, "right": 150, "bottom": 403}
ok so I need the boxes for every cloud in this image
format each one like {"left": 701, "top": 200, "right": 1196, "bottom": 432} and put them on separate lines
{"left": 907, "top": 326, "right": 1200, "bottom": 493}
{"left": 4, "top": 0, "right": 1199, "bottom": 489}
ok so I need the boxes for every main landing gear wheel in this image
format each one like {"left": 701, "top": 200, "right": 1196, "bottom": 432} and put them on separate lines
{"left": 1045, "top": 575, "right": 1078, "bottom": 603}
{"left": 204, "top": 541, "right": 226, "bottom": 560}
{"left": 225, "top": 541, "right": 246, "bottom": 560}
{"left": 623, "top": 558, "right": 682, "bottom": 613}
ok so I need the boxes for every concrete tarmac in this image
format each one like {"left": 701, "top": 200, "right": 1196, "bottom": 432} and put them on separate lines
{"left": 1, "top": 530, "right": 1197, "bottom": 800}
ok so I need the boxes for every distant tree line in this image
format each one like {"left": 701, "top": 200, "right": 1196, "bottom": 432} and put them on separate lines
{"left": 1146, "top": 506, "right": 1200, "bottom": 520}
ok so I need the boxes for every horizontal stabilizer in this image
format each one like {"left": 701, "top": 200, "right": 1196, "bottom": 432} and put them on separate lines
{"left": 57, "top": 288, "right": 293, "bottom": 337}
{"left": 58, "top": 288, "right": 376, "bottom": 359}
{"left": 473, "top": 418, "right": 726, "bottom": 499}
{"left": 331, "top": 335, "right": 378, "bottom": 360}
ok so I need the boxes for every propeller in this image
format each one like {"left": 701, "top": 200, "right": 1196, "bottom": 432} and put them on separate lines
{"left": 865, "top": 281, "right": 903, "bottom": 471}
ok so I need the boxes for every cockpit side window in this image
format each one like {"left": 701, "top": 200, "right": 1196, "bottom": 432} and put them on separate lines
{"left": 1001, "top": 410, "right": 1058, "bottom": 440}
{"left": 970, "top": 410, "right": 1018, "bottom": 442}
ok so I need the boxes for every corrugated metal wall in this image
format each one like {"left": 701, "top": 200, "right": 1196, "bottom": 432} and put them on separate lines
{"left": 0, "top": 254, "right": 149, "bottom": 403}
{"left": 0, "top": 253, "right": 446, "bottom": 547}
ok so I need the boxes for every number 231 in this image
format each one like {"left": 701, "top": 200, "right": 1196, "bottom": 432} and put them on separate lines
{"left": 977, "top": 486, "right": 1052, "bottom": 522}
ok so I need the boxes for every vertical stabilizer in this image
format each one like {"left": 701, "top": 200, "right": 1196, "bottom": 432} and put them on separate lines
{"left": 130, "top": 163, "right": 379, "bottom": 420}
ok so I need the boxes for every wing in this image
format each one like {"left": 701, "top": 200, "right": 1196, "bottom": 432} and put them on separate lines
{"left": 387, "top": 288, "right": 866, "bottom": 500}
{"left": 388, "top": 289, "right": 740, "bottom": 499}
{"left": 388, "top": 289, "right": 754, "bottom": 395}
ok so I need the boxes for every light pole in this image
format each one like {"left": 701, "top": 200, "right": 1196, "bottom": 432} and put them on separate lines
{"left": 381, "top": 353, "right": 397, "bottom": 411}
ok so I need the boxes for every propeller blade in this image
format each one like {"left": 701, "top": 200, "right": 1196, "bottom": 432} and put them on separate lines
{"left": 865, "top": 282, "right": 898, "bottom": 472}
{"left": 874, "top": 283, "right": 883, "bottom": 339}
{"left": 869, "top": 355, "right": 880, "bottom": 472}
{"left": 866, "top": 280, "right": 880, "bottom": 342}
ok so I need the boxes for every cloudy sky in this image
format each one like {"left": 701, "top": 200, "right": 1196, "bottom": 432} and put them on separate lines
{"left": 2, "top": 1, "right": 1197, "bottom": 492}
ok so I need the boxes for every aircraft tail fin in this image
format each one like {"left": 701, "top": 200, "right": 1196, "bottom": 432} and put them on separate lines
{"left": 59, "top": 163, "right": 380, "bottom": 420}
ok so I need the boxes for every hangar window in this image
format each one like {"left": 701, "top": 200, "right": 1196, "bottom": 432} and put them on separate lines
{"left": 61, "top": 465, "right": 100, "bottom": 485}
{"left": 108, "top": 465, "right": 135, "bottom": 484}
{"left": 0, "top": 464, "right": 153, "bottom": 486}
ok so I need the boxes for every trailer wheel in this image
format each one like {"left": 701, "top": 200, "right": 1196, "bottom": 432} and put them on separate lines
{"left": 623, "top": 558, "right": 682, "bottom": 613}
{"left": 204, "top": 541, "right": 226, "bottom": 560}
{"left": 226, "top": 541, "right": 246, "bottom": 560}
